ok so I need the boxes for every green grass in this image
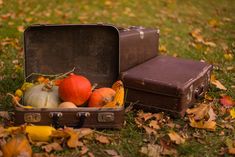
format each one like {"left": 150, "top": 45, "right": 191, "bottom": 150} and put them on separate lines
{"left": 0, "top": 0, "right": 235, "bottom": 156}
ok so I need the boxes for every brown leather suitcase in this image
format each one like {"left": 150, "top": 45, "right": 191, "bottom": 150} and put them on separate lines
{"left": 119, "top": 26, "right": 159, "bottom": 72}
{"left": 120, "top": 56, "right": 213, "bottom": 117}
{"left": 14, "top": 24, "right": 125, "bottom": 128}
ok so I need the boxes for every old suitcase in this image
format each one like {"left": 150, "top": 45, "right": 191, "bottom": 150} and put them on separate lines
{"left": 120, "top": 56, "right": 213, "bottom": 117}
{"left": 119, "top": 26, "right": 159, "bottom": 71}
{"left": 14, "top": 24, "right": 125, "bottom": 128}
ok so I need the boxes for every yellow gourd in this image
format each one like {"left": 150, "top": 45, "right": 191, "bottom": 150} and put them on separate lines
{"left": 6, "top": 126, "right": 56, "bottom": 142}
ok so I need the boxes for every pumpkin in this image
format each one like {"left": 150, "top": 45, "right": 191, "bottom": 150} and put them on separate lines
{"left": 88, "top": 88, "right": 116, "bottom": 107}
{"left": 1, "top": 134, "right": 32, "bottom": 157}
{"left": 58, "top": 102, "right": 77, "bottom": 108}
{"left": 23, "top": 83, "right": 60, "bottom": 108}
{"left": 59, "top": 73, "right": 92, "bottom": 106}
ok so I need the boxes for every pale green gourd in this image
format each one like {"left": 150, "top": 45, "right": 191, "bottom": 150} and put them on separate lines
{"left": 23, "top": 83, "right": 60, "bottom": 108}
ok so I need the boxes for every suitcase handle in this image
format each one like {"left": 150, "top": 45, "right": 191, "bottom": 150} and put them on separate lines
{"left": 76, "top": 112, "right": 90, "bottom": 128}
{"left": 49, "top": 112, "right": 63, "bottom": 128}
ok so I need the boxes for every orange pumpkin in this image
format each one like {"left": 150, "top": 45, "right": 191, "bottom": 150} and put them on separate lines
{"left": 88, "top": 88, "right": 116, "bottom": 107}
{"left": 1, "top": 134, "right": 32, "bottom": 157}
{"left": 59, "top": 73, "right": 92, "bottom": 106}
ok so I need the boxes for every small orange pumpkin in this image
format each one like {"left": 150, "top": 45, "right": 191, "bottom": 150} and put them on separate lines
{"left": 59, "top": 73, "right": 92, "bottom": 106}
{"left": 88, "top": 88, "right": 116, "bottom": 107}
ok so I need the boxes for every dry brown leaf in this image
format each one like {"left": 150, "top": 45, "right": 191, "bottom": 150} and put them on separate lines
{"left": 80, "top": 146, "right": 89, "bottom": 155}
{"left": 228, "top": 148, "right": 235, "bottom": 155}
{"left": 190, "top": 28, "right": 204, "bottom": 43}
{"left": 134, "top": 117, "right": 143, "bottom": 127}
{"left": 143, "top": 126, "right": 157, "bottom": 135}
{"left": 64, "top": 128, "right": 82, "bottom": 148}
{"left": 77, "top": 128, "right": 93, "bottom": 139}
{"left": 0, "top": 0, "right": 2, "bottom": 5}
{"left": 0, "top": 111, "right": 10, "bottom": 120}
{"left": 33, "top": 153, "right": 50, "bottom": 157}
{"left": 208, "top": 106, "right": 216, "bottom": 121}
{"left": 189, "top": 118, "right": 216, "bottom": 131}
{"left": 96, "top": 135, "right": 110, "bottom": 144}
{"left": 88, "top": 152, "right": 95, "bottom": 157}
{"left": 168, "top": 131, "right": 185, "bottom": 144}
{"left": 104, "top": 149, "right": 118, "bottom": 156}
{"left": 204, "top": 41, "right": 216, "bottom": 47}
{"left": 149, "top": 120, "right": 160, "bottom": 130}
{"left": 210, "top": 74, "right": 227, "bottom": 90}
{"left": 208, "top": 19, "right": 219, "bottom": 28}
{"left": 153, "top": 113, "right": 163, "bottom": 120}
{"left": 138, "top": 111, "right": 153, "bottom": 121}
{"left": 17, "top": 26, "right": 24, "bottom": 32}
{"left": 161, "top": 147, "right": 178, "bottom": 156}
{"left": 186, "top": 103, "right": 209, "bottom": 121}
{"left": 42, "top": 142, "right": 63, "bottom": 153}
{"left": 140, "top": 144, "right": 162, "bottom": 157}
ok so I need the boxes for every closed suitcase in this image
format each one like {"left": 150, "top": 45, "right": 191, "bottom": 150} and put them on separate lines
{"left": 119, "top": 26, "right": 159, "bottom": 72}
{"left": 120, "top": 56, "right": 213, "bottom": 117}
{"left": 14, "top": 24, "right": 124, "bottom": 128}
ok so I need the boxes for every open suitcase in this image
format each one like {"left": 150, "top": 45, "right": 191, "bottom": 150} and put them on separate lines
{"left": 14, "top": 24, "right": 159, "bottom": 128}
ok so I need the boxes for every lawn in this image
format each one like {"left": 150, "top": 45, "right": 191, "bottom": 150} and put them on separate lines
{"left": 0, "top": 0, "right": 235, "bottom": 156}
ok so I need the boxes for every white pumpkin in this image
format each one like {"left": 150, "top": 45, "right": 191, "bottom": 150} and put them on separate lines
{"left": 23, "top": 84, "right": 60, "bottom": 108}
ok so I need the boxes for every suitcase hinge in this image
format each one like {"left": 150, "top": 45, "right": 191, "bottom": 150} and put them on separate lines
{"left": 98, "top": 112, "right": 114, "bottom": 123}
{"left": 76, "top": 112, "right": 90, "bottom": 128}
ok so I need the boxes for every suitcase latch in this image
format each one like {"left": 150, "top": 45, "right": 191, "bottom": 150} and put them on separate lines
{"left": 24, "top": 113, "right": 41, "bottom": 123}
{"left": 49, "top": 112, "right": 63, "bottom": 128}
{"left": 98, "top": 112, "right": 114, "bottom": 123}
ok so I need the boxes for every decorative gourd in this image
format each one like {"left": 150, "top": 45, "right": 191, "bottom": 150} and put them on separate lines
{"left": 23, "top": 83, "right": 60, "bottom": 108}
{"left": 59, "top": 73, "right": 92, "bottom": 106}
{"left": 1, "top": 134, "right": 32, "bottom": 157}
{"left": 88, "top": 88, "right": 116, "bottom": 107}
{"left": 58, "top": 102, "right": 77, "bottom": 108}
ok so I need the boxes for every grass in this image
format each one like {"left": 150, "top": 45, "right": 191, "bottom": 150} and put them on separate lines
{"left": 0, "top": 0, "right": 235, "bottom": 156}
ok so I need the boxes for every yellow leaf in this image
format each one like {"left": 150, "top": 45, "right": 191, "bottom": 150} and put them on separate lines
{"left": 21, "top": 82, "right": 34, "bottom": 91}
{"left": 208, "top": 19, "right": 219, "bottom": 28}
{"left": 230, "top": 108, "right": 235, "bottom": 119}
{"left": 210, "top": 74, "right": 227, "bottom": 90}
{"left": 189, "top": 118, "right": 216, "bottom": 131}
{"left": 15, "top": 89, "right": 23, "bottom": 97}
{"left": 186, "top": 103, "right": 209, "bottom": 121}
{"left": 224, "top": 53, "right": 234, "bottom": 61}
{"left": 159, "top": 45, "right": 167, "bottom": 53}
{"left": 64, "top": 128, "right": 82, "bottom": 148}
{"left": 168, "top": 131, "right": 185, "bottom": 144}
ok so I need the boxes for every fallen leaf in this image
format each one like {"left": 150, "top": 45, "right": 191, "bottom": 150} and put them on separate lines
{"left": 95, "top": 135, "right": 110, "bottom": 144}
{"left": 104, "top": 149, "right": 118, "bottom": 156}
{"left": 64, "top": 128, "right": 82, "bottom": 148}
{"left": 190, "top": 28, "right": 204, "bottom": 43}
{"left": 208, "top": 106, "right": 216, "bottom": 121}
{"left": 226, "top": 139, "right": 235, "bottom": 155}
{"left": 0, "top": 0, "right": 2, "bottom": 5}
{"left": 143, "top": 126, "right": 157, "bottom": 135}
{"left": 208, "top": 19, "right": 219, "bottom": 28}
{"left": 168, "top": 131, "right": 185, "bottom": 144}
{"left": 228, "top": 148, "right": 235, "bottom": 155}
{"left": 140, "top": 144, "right": 161, "bottom": 157}
{"left": 138, "top": 111, "right": 153, "bottom": 121}
{"left": 204, "top": 41, "right": 216, "bottom": 47}
{"left": 186, "top": 103, "right": 209, "bottom": 121}
{"left": 77, "top": 128, "right": 93, "bottom": 139}
{"left": 88, "top": 152, "right": 95, "bottom": 157}
{"left": 42, "top": 142, "right": 63, "bottom": 153}
{"left": 205, "top": 94, "right": 213, "bottom": 101}
{"left": 159, "top": 45, "right": 167, "bottom": 53}
{"left": 0, "top": 111, "right": 10, "bottom": 120}
{"left": 230, "top": 108, "right": 235, "bottom": 119}
{"left": 17, "top": 26, "right": 24, "bottom": 32}
{"left": 161, "top": 147, "right": 178, "bottom": 156}
{"left": 33, "top": 153, "right": 50, "bottom": 157}
{"left": 210, "top": 74, "right": 227, "bottom": 90}
{"left": 80, "top": 146, "right": 89, "bottom": 155}
{"left": 220, "top": 95, "right": 235, "bottom": 108}
{"left": 224, "top": 53, "right": 234, "bottom": 61}
{"left": 189, "top": 118, "right": 216, "bottom": 131}
{"left": 149, "top": 120, "right": 160, "bottom": 130}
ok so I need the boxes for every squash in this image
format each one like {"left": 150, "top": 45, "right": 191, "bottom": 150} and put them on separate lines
{"left": 58, "top": 102, "right": 77, "bottom": 108}
{"left": 1, "top": 134, "right": 32, "bottom": 157}
{"left": 23, "top": 83, "right": 60, "bottom": 108}
{"left": 88, "top": 88, "right": 116, "bottom": 107}
{"left": 59, "top": 73, "right": 92, "bottom": 106}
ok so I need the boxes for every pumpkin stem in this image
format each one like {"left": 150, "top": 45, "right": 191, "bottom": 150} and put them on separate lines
{"left": 7, "top": 93, "right": 32, "bottom": 109}
{"left": 42, "top": 81, "right": 54, "bottom": 91}
{"left": 91, "top": 83, "right": 98, "bottom": 91}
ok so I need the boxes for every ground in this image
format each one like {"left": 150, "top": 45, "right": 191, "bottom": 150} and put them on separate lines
{"left": 0, "top": 0, "right": 234, "bottom": 157}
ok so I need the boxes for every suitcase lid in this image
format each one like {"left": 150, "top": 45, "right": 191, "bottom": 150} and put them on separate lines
{"left": 24, "top": 24, "right": 119, "bottom": 87}
{"left": 120, "top": 56, "right": 212, "bottom": 97}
